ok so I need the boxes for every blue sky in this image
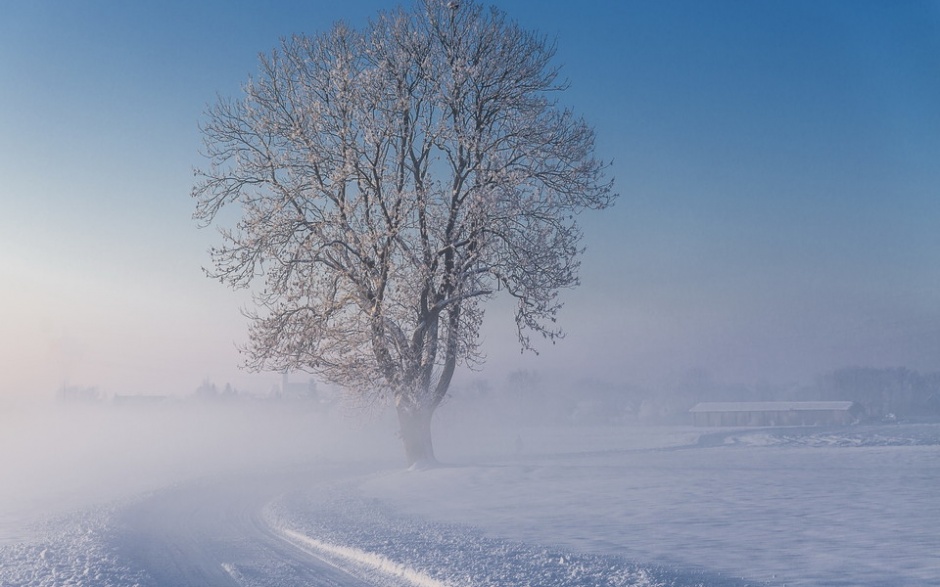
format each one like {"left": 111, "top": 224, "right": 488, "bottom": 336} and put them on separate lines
{"left": 2, "top": 1, "right": 939, "bottom": 399}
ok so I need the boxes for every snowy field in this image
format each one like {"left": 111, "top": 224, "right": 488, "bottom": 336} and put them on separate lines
{"left": 358, "top": 424, "right": 940, "bottom": 586}
{"left": 1, "top": 402, "right": 938, "bottom": 586}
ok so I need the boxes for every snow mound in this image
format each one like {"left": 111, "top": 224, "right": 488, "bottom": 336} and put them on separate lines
{"left": 721, "top": 424, "right": 940, "bottom": 449}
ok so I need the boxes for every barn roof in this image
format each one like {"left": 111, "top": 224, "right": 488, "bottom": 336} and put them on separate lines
{"left": 689, "top": 401, "right": 856, "bottom": 413}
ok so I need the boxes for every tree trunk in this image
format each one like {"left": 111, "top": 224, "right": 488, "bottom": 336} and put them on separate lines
{"left": 397, "top": 405, "right": 436, "bottom": 469}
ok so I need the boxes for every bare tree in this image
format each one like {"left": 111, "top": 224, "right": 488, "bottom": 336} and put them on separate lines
{"left": 192, "top": 0, "right": 615, "bottom": 467}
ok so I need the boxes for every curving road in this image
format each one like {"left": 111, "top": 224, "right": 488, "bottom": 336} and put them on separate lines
{"left": 113, "top": 463, "right": 382, "bottom": 587}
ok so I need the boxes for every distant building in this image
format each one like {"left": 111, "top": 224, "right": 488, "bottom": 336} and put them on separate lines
{"left": 690, "top": 401, "right": 862, "bottom": 427}
{"left": 56, "top": 384, "right": 100, "bottom": 404}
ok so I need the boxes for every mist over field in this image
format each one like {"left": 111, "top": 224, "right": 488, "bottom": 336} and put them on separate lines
{"left": 2, "top": 389, "right": 939, "bottom": 586}
{"left": 0, "top": 397, "right": 392, "bottom": 541}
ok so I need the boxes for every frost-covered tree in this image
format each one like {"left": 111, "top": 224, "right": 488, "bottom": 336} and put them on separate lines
{"left": 192, "top": 0, "right": 615, "bottom": 467}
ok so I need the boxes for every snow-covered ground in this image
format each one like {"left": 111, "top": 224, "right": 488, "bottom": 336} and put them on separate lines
{"left": 1, "top": 402, "right": 938, "bottom": 586}
{"left": 357, "top": 424, "right": 940, "bottom": 586}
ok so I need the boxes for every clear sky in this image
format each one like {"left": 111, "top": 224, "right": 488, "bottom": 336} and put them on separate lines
{"left": 2, "top": 0, "right": 939, "bottom": 400}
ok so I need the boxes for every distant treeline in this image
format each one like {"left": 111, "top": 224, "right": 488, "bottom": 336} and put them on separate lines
{"left": 809, "top": 367, "right": 940, "bottom": 421}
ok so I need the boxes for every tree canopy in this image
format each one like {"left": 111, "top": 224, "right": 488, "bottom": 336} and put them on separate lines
{"left": 193, "top": 0, "right": 615, "bottom": 466}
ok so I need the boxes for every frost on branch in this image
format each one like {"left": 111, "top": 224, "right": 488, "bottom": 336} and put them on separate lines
{"left": 192, "top": 0, "right": 616, "bottom": 465}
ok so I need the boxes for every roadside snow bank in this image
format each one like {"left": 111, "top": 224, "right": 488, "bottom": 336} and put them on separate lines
{"left": 280, "top": 527, "right": 450, "bottom": 587}
{"left": 266, "top": 481, "right": 751, "bottom": 587}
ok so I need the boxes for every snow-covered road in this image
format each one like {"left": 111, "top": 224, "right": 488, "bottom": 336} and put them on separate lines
{"left": 112, "top": 465, "right": 385, "bottom": 587}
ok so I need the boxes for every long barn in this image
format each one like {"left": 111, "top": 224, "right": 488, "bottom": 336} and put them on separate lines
{"left": 689, "top": 401, "right": 862, "bottom": 427}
